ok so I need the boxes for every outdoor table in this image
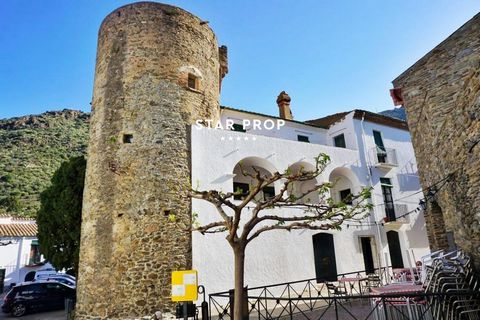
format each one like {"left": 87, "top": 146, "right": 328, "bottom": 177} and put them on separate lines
{"left": 370, "top": 283, "right": 424, "bottom": 295}
{"left": 338, "top": 276, "right": 368, "bottom": 295}
{"left": 370, "top": 284, "right": 427, "bottom": 320}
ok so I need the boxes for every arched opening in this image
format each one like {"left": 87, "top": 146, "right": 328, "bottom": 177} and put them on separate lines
{"left": 328, "top": 167, "right": 360, "bottom": 205}
{"left": 428, "top": 201, "right": 449, "bottom": 251}
{"left": 312, "top": 233, "right": 337, "bottom": 282}
{"left": 387, "top": 231, "right": 404, "bottom": 268}
{"left": 286, "top": 161, "right": 320, "bottom": 204}
{"left": 232, "top": 157, "right": 277, "bottom": 202}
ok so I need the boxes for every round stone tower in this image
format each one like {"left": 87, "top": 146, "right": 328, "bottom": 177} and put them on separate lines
{"left": 76, "top": 2, "right": 225, "bottom": 319}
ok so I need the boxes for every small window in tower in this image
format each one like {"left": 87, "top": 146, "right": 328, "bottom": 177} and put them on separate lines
{"left": 188, "top": 73, "right": 198, "bottom": 90}
{"left": 123, "top": 134, "right": 134, "bottom": 143}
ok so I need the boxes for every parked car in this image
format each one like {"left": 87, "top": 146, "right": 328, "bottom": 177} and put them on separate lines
{"left": 1, "top": 281, "right": 75, "bottom": 317}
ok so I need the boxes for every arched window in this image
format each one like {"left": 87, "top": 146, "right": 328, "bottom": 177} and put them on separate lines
{"left": 286, "top": 161, "right": 320, "bottom": 204}
{"left": 328, "top": 167, "right": 360, "bottom": 205}
{"left": 232, "top": 157, "right": 276, "bottom": 202}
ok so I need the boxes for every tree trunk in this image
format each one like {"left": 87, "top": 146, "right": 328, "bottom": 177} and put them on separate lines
{"left": 233, "top": 245, "right": 246, "bottom": 320}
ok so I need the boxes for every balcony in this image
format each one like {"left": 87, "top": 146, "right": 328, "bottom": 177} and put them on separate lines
{"left": 383, "top": 204, "right": 409, "bottom": 230}
{"left": 371, "top": 147, "right": 398, "bottom": 169}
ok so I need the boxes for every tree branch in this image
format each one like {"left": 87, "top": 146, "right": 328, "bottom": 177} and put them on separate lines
{"left": 247, "top": 221, "right": 337, "bottom": 244}
{"left": 193, "top": 221, "right": 228, "bottom": 235}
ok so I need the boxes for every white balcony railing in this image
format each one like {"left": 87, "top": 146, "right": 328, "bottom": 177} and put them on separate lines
{"left": 371, "top": 147, "right": 398, "bottom": 168}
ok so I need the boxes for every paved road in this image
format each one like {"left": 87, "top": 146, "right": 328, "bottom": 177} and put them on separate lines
{"left": 0, "top": 310, "right": 65, "bottom": 320}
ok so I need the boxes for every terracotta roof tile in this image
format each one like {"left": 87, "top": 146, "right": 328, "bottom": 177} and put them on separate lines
{"left": 11, "top": 216, "right": 36, "bottom": 221}
{"left": 0, "top": 223, "right": 37, "bottom": 237}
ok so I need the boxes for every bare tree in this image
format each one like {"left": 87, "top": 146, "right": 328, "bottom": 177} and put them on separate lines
{"left": 190, "top": 153, "right": 372, "bottom": 320}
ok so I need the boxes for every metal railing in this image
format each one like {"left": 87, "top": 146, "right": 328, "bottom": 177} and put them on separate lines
{"left": 371, "top": 147, "right": 398, "bottom": 167}
{"left": 209, "top": 268, "right": 480, "bottom": 320}
{"left": 384, "top": 204, "right": 409, "bottom": 223}
{"left": 209, "top": 269, "right": 388, "bottom": 320}
{"left": 210, "top": 291, "right": 479, "bottom": 320}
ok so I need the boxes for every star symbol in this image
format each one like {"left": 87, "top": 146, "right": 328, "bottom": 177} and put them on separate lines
{"left": 220, "top": 136, "right": 225, "bottom": 141}
{"left": 229, "top": 136, "right": 233, "bottom": 141}
{"left": 252, "top": 136, "right": 257, "bottom": 141}
{"left": 236, "top": 137, "right": 241, "bottom": 141}
{"left": 244, "top": 136, "right": 249, "bottom": 141}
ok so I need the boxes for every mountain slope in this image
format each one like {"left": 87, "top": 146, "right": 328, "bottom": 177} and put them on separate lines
{"left": 0, "top": 110, "right": 89, "bottom": 217}
{"left": 378, "top": 107, "right": 406, "bottom": 121}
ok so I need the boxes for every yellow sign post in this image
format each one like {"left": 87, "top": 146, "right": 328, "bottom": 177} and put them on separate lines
{"left": 171, "top": 270, "right": 198, "bottom": 302}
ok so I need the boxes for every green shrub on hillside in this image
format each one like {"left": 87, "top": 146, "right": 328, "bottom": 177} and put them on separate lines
{"left": 0, "top": 109, "right": 89, "bottom": 217}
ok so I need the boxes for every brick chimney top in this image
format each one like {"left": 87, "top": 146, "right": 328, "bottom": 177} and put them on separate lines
{"left": 276, "top": 91, "right": 293, "bottom": 120}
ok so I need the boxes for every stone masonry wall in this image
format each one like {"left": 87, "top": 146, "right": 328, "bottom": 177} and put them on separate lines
{"left": 76, "top": 2, "right": 222, "bottom": 319}
{"left": 393, "top": 13, "right": 480, "bottom": 268}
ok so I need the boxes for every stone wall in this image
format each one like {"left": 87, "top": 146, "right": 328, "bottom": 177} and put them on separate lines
{"left": 392, "top": 13, "right": 480, "bottom": 268}
{"left": 76, "top": 2, "right": 223, "bottom": 319}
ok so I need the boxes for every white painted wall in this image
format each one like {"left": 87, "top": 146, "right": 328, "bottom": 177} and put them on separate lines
{"left": 191, "top": 110, "right": 430, "bottom": 298}
{"left": 0, "top": 236, "right": 48, "bottom": 289}
{"left": 352, "top": 117, "right": 430, "bottom": 269}
{"left": 220, "top": 109, "right": 328, "bottom": 146}
{"left": 326, "top": 112, "right": 358, "bottom": 150}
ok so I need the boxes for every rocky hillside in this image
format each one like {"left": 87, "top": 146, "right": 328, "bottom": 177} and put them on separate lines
{"left": 379, "top": 106, "right": 407, "bottom": 121}
{"left": 0, "top": 110, "right": 89, "bottom": 217}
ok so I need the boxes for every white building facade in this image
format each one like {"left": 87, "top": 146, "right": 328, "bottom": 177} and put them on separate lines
{"left": 0, "top": 215, "right": 51, "bottom": 290}
{"left": 191, "top": 105, "right": 430, "bottom": 297}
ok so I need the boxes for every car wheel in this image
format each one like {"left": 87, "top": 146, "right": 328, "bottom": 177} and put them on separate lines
{"left": 11, "top": 303, "right": 27, "bottom": 317}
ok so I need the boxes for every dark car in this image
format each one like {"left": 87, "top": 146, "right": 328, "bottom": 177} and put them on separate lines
{"left": 1, "top": 281, "right": 75, "bottom": 317}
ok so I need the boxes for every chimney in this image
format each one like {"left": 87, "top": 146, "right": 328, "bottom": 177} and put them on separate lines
{"left": 276, "top": 91, "right": 293, "bottom": 120}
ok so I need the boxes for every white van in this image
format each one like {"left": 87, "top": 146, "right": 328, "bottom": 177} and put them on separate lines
{"left": 33, "top": 269, "right": 58, "bottom": 280}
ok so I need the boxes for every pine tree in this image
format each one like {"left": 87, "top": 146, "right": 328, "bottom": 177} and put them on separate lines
{"left": 37, "top": 156, "right": 86, "bottom": 276}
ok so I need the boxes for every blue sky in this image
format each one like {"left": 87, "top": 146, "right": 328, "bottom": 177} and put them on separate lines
{"left": 1, "top": 1, "right": 479, "bottom": 121}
